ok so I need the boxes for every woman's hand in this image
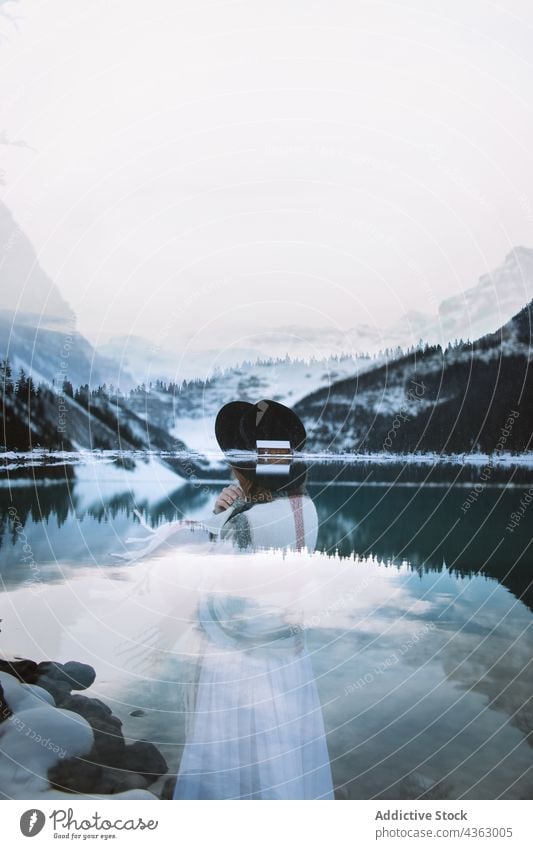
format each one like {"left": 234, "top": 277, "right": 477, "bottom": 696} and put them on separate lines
{"left": 213, "top": 484, "right": 245, "bottom": 514}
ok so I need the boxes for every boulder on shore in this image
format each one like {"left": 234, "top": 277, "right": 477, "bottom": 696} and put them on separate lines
{"left": 0, "top": 659, "right": 167, "bottom": 800}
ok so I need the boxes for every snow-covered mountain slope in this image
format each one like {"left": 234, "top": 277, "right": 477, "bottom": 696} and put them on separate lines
{"left": 294, "top": 300, "right": 533, "bottom": 455}
{"left": 0, "top": 312, "right": 134, "bottom": 390}
{"left": 0, "top": 380, "right": 209, "bottom": 480}
{"left": 124, "top": 354, "right": 379, "bottom": 455}
{"left": 429, "top": 246, "right": 533, "bottom": 344}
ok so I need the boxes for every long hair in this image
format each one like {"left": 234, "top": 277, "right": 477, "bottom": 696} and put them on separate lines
{"left": 231, "top": 467, "right": 307, "bottom": 502}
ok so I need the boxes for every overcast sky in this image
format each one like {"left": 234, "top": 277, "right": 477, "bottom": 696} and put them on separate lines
{"left": 1, "top": 0, "right": 533, "bottom": 356}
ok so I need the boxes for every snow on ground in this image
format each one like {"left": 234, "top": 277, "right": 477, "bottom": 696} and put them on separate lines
{"left": 2, "top": 449, "right": 533, "bottom": 472}
{"left": 171, "top": 416, "right": 220, "bottom": 455}
{"left": 170, "top": 355, "right": 379, "bottom": 454}
{"left": 300, "top": 451, "right": 533, "bottom": 468}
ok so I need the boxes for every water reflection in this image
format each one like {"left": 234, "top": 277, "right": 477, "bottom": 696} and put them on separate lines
{"left": 173, "top": 593, "right": 334, "bottom": 799}
{"left": 1, "top": 532, "right": 532, "bottom": 799}
{"left": 113, "top": 482, "right": 335, "bottom": 799}
{"left": 1, "top": 473, "right": 532, "bottom": 610}
{"left": 1, "top": 465, "right": 532, "bottom": 800}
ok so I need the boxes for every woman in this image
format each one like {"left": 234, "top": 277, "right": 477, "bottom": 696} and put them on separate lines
{"left": 208, "top": 398, "right": 319, "bottom": 552}
{"left": 171, "top": 400, "right": 333, "bottom": 799}
{"left": 116, "top": 399, "right": 334, "bottom": 799}
{"left": 115, "top": 400, "right": 317, "bottom": 559}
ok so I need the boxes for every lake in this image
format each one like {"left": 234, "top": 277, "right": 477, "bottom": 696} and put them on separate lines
{"left": 1, "top": 457, "right": 532, "bottom": 800}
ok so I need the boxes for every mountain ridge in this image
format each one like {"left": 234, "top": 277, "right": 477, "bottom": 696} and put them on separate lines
{"left": 294, "top": 299, "right": 533, "bottom": 455}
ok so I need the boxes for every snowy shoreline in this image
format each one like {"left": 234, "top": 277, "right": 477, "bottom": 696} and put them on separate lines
{"left": 0, "top": 657, "right": 171, "bottom": 800}
{"left": 1, "top": 448, "right": 533, "bottom": 468}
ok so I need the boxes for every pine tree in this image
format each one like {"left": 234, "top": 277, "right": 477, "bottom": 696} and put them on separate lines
{"left": 62, "top": 379, "right": 74, "bottom": 398}
{"left": 16, "top": 368, "right": 28, "bottom": 399}
{"left": 0, "top": 359, "right": 14, "bottom": 395}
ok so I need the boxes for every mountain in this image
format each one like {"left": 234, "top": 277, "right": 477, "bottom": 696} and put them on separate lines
{"left": 0, "top": 201, "right": 74, "bottom": 326}
{"left": 99, "top": 335, "right": 275, "bottom": 385}
{"left": 99, "top": 335, "right": 179, "bottom": 384}
{"left": 98, "top": 248, "right": 533, "bottom": 374}
{"left": 124, "top": 354, "right": 377, "bottom": 455}
{"left": 0, "top": 312, "right": 135, "bottom": 390}
{"left": 2, "top": 194, "right": 532, "bottom": 461}
{"left": 3, "top": 187, "right": 532, "bottom": 390}
{"left": 428, "top": 246, "right": 533, "bottom": 344}
{"left": 294, "top": 300, "right": 533, "bottom": 455}
{"left": 0, "top": 202, "right": 136, "bottom": 389}
{"left": 0, "top": 371, "right": 207, "bottom": 481}
{"left": 260, "top": 247, "right": 533, "bottom": 358}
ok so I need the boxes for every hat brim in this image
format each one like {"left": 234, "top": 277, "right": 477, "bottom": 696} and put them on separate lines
{"left": 215, "top": 399, "right": 306, "bottom": 453}
{"left": 214, "top": 401, "right": 255, "bottom": 452}
{"left": 215, "top": 398, "right": 308, "bottom": 492}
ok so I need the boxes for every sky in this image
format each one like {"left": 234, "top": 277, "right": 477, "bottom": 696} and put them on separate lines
{"left": 1, "top": 0, "right": 533, "bottom": 357}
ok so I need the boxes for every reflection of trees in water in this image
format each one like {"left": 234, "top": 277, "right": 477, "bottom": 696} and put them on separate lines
{"left": 312, "top": 484, "right": 533, "bottom": 612}
{"left": 1, "top": 473, "right": 532, "bottom": 610}
{"left": 308, "top": 460, "right": 533, "bottom": 487}
{"left": 0, "top": 483, "right": 73, "bottom": 539}
{"left": 0, "top": 482, "right": 212, "bottom": 552}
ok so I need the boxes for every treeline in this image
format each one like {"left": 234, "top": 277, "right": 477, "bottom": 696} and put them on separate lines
{"left": 0, "top": 358, "right": 192, "bottom": 454}
{"left": 0, "top": 360, "right": 139, "bottom": 451}
{"left": 0, "top": 360, "right": 63, "bottom": 451}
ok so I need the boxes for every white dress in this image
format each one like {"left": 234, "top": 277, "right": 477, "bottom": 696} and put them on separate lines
{"left": 114, "top": 494, "right": 334, "bottom": 799}
{"left": 172, "top": 495, "right": 334, "bottom": 800}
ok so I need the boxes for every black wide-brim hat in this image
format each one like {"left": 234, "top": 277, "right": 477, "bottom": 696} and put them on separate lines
{"left": 215, "top": 399, "right": 307, "bottom": 492}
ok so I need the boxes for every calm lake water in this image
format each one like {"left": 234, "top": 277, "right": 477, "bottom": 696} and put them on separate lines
{"left": 1, "top": 458, "right": 532, "bottom": 800}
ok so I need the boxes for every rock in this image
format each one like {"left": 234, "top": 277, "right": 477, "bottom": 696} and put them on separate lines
{"left": 161, "top": 775, "right": 177, "bottom": 799}
{"left": 48, "top": 759, "right": 103, "bottom": 795}
{"left": 0, "top": 682, "right": 12, "bottom": 722}
{"left": 62, "top": 661, "right": 96, "bottom": 690}
{"left": 1, "top": 659, "right": 169, "bottom": 799}
{"left": 36, "top": 661, "right": 64, "bottom": 679}
{"left": 129, "top": 709, "right": 147, "bottom": 717}
{"left": 0, "top": 672, "right": 54, "bottom": 713}
{"left": 0, "top": 658, "right": 39, "bottom": 684}
{"left": 34, "top": 676, "right": 72, "bottom": 704}
{"left": 90, "top": 715, "right": 126, "bottom": 767}
{"left": 99, "top": 769, "right": 149, "bottom": 794}
{"left": 59, "top": 695, "right": 113, "bottom": 722}
{"left": 121, "top": 741, "right": 168, "bottom": 785}
{"left": 19, "top": 682, "right": 56, "bottom": 707}
{"left": 48, "top": 744, "right": 151, "bottom": 795}
{"left": 53, "top": 698, "right": 126, "bottom": 769}
{"left": 0, "top": 703, "right": 94, "bottom": 789}
{"left": 36, "top": 661, "right": 95, "bottom": 691}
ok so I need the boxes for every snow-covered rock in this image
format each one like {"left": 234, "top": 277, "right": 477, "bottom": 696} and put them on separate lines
{"left": 0, "top": 672, "right": 158, "bottom": 800}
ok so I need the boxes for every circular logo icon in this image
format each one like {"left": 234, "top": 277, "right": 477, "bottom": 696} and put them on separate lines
{"left": 20, "top": 809, "right": 46, "bottom": 837}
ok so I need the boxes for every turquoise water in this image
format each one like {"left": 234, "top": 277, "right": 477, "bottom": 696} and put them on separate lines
{"left": 0, "top": 463, "right": 532, "bottom": 799}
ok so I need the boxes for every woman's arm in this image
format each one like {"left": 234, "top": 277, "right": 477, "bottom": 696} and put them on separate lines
{"left": 213, "top": 484, "right": 245, "bottom": 514}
